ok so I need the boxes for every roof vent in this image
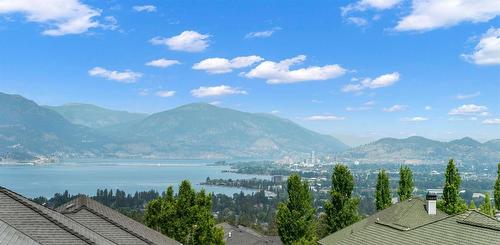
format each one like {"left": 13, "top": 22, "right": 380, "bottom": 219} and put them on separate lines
{"left": 426, "top": 192, "right": 437, "bottom": 215}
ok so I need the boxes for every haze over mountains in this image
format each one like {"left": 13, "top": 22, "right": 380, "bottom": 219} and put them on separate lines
{"left": 337, "top": 136, "right": 500, "bottom": 164}
{"left": 0, "top": 92, "right": 348, "bottom": 160}
{"left": 1, "top": 92, "right": 499, "bottom": 164}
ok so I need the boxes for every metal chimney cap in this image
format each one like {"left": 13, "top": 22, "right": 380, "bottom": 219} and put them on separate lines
{"left": 426, "top": 192, "right": 437, "bottom": 200}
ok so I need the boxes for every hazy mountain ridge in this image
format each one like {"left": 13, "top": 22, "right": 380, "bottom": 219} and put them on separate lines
{"left": 103, "top": 103, "right": 350, "bottom": 159}
{"left": 45, "top": 103, "right": 148, "bottom": 128}
{"left": 337, "top": 136, "right": 500, "bottom": 164}
{"left": 0, "top": 93, "right": 348, "bottom": 160}
{"left": 0, "top": 93, "right": 105, "bottom": 160}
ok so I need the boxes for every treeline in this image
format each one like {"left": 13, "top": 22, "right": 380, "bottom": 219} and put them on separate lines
{"left": 32, "top": 189, "right": 161, "bottom": 221}
{"left": 274, "top": 160, "right": 500, "bottom": 244}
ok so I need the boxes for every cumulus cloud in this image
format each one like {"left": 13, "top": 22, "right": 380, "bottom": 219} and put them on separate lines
{"left": 383, "top": 104, "right": 407, "bottom": 112}
{"left": 244, "top": 55, "right": 346, "bottom": 84}
{"left": 245, "top": 27, "right": 281, "bottom": 38}
{"left": 462, "top": 28, "right": 500, "bottom": 65}
{"left": 448, "top": 104, "right": 489, "bottom": 116}
{"left": 150, "top": 31, "right": 209, "bottom": 52}
{"left": 155, "top": 90, "right": 176, "bottom": 97}
{"left": 342, "top": 72, "right": 400, "bottom": 92}
{"left": 0, "top": 0, "right": 103, "bottom": 36}
{"left": 482, "top": 118, "right": 500, "bottom": 125}
{"left": 304, "top": 115, "right": 346, "bottom": 121}
{"left": 133, "top": 5, "right": 156, "bottom": 12}
{"left": 395, "top": 0, "right": 500, "bottom": 32}
{"left": 425, "top": 106, "right": 432, "bottom": 110}
{"left": 145, "top": 58, "right": 180, "bottom": 68}
{"left": 401, "top": 116, "right": 428, "bottom": 122}
{"left": 88, "top": 67, "right": 142, "bottom": 83}
{"left": 193, "top": 55, "right": 264, "bottom": 74}
{"left": 342, "top": 0, "right": 401, "bottom": 15}
{"left": 191, "top": 85, "right": 247, "bottom": 97}
{"left": 455, "top": 91, "right": 481, "bottom": 100}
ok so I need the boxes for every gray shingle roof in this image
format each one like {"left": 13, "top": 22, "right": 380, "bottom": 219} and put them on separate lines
{"left": 56, "top": 196, "right": 180, "bottom": 245}
{"left": 0, "top": 187, "right": 115, "bottom": 245}
{"left": 217, "top": 222, "right": 282, "bottom": 245}
{"left": 0, "top": 219, "right": 40, "bottom": 245}
{"left": 318, "top": 198, "right": 500, "bottom": 245}
{"left": 0, "top": 187, "right": 179, "bottom": 245}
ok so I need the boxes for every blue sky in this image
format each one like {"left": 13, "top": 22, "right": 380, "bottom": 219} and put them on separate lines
{"left": 0, "top": 0, "right": 499, "bottom": 145}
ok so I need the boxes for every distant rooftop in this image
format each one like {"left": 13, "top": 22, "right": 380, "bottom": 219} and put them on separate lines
{"left": 217, "top": 222, "right": 282, "bottom": 245}
{"left": 318, "top": 198, "right": 500, "bottom": 245}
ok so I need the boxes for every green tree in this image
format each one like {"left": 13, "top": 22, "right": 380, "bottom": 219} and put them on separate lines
{"left": 144, "top": 181, "right": 224, "bottom": 245}
{"left": 494, "top": 162, "right": 500, "bottom": 211}
{"left": 397, "top": 165, "right": 414, "bottom": 202}
{"left": 469, "top": 200, "right": 476, "bottom": 210}
{"left": 480, "top": 193, "right": 494, "bottom": 217}
{"left": 324, "top": 164, "right": 360, "bottom": 234}
{"left": 375, "top": 169, "right": 391, "bottom": 211}
{"left": 276, "top": 174, "right": 316, "bottom": 245}
{"left": 439, "top": 159, "right": 467, "bottom": 214}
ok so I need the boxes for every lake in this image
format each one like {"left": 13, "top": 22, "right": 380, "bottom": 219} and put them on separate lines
{"left": 0, "top": 159, "right": 271, "bottom": 198}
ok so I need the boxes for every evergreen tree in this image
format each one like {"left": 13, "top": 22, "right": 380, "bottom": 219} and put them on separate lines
{"left": 440, "top": 159, "right": 467, "bottom": 214}
{"left": 494, "top": 162, "right": 500, "bottom": 211}
{"left": 480, "top": 192, "right": 494, "bottom": 217}
{"left": 324, "top": 164, "right": 360, "bottom": 234}
{"left": 144, "top": 180, "right": 224, "bottom": 245}
{"left": 276, "top": 174, "right": 316, "bottom": 245}
{"left": 469, "top": 200, "right": 476, "bottom": 210}
{"left": 397, "top": 165, "right": 414, "bottom": 202}
{"left": 375, "top": 169, "right": 391, "bottom": 211}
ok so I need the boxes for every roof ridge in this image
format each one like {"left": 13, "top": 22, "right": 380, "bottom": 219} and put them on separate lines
{"left": 0, "top": 217, "right": 41, "bottom": 244}
{"left": 0, "top": 187, "right": 95, "bottom": 244}
{"left": 79, "top": 204, "right": 155, "bottom": 245}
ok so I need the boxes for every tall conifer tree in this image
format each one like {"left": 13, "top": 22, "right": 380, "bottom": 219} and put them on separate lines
{"left": 276, "top": 174, "right": 316, "bottom": 245}
{"left": 397, "top": 165, "right": 414, "bottom": 201}
{"left": 375, "top": 169, "right": 391, "bottom": 211}
{"left": 324, "top": 164, "right": 360, "bottom": 233}
{"left": 440, "top": 159, "right": 467, "bottom": 214}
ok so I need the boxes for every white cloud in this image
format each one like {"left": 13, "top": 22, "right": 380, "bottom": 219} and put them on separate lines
{"left": 244, "top": 55, "right": 346, "bottom": 84}
{"left": 395, "top": 0, "right": 500, "bottom": 32}
{"left": 210, "top": 101, "right": 221, "bottom": 106}
{"left": 271, "top": 110, "right": 280, "bottom": 114}
{"left": 150, "top": 31, "right": 209, "bottom": 52}
{"left": 88, "top": 67, "right": 142, "bottom": 83}
{"left": 425, "top": 106, "right": 432, "bottom": 110}
{"left": 482, "top": 118, "right": 500, "bottom": 125}
{"left": 145, "top": 58, "right": 180, "bottom": 68}
{"left": 455, "top": 91, "right": 481, "bottom": 100}
{"left": 401, "top": 116, "right": 428, "bottom": 122}
{"left": 193, "top": 55, "right": 264, "bottom": 74}
{"left": 304, "top": 115, "right": 346, "bottom": 121}
{"left": 342, "top": 72, "right": 400, "bottom": 92}
{"left": 245, "top": 27, "right": 281, "bottom": 38}
{"left": 347, "top": 17, "right": 368, "bottom": 26}
{"left": 0, "top": 0, "right": 102, "bottom": 36}
{"left": 383, "top": 104, "right": 407, "bottom": 112}
{"left": 462, "top": 28, "right": 500, "bottom": 65}
{"left": 448, "top": 104, "right": 489, "bottom": 116}
{"left": 138, "top": 88, "right": 149, "bottom": 96}
{"left": 155, "top": 90, "right": 176, "bottom": 98}
{"left": 133, "top": 5, "right": 156, "bottom": 12}
{"left": 342, "top": 0, "right": 401, "bottom": 15}
{"left": 191, "top": 85, "right": 247, "bottom": 97}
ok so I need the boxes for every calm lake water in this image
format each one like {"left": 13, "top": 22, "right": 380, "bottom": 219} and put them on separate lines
{"left": 0, "top": 159, "right": 270, "bottom": 198}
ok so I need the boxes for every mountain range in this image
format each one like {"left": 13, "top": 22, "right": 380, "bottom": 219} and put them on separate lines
{"left": 1, "top": 92, "right": 499, "bottom": 164}
{"left": 337, "top": 136, "right": 500, "bottom": 164}
{"left": 0, "top": 92, "right": 348, "bottom": 160}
